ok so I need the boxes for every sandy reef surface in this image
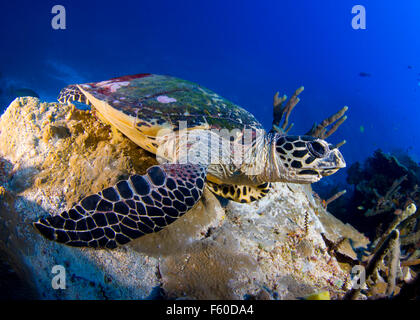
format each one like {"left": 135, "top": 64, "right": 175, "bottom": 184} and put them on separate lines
{"left": 0, "top": 97, "right": 368, "bottom": 299}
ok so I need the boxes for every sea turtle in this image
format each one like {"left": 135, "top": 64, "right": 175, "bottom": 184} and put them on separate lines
{"left": 34, "top": 73, "right": 346, "bottom": 249}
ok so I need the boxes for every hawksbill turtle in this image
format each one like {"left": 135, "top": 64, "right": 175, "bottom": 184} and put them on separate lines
{"left": 34, "top": 73, "right": 346, "bottom": 249}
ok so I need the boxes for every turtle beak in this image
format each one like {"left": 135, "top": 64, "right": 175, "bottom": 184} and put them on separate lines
{"left": 320, "top": 148, "right": 346, "bottom": 176}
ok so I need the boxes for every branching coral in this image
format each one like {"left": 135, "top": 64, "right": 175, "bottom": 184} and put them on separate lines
{"left": 400, "top": 229, "right": 420, "bottom": 246}
{"left": 270, "top": 87, "right": 347, "bottom": 143}
{"left": 365, "top": 175, "right": 408, "bottom": 217}
{"left": 342, "top": 203, "right": 417, "bottom": 299}
{"left": 305, "top": 106, "right": 348, "bottom": 142}
{"left": 371, "top": 203, "right": 417, "bottom": 256}
{"left": 401, "top": 259, "right": 420, "bottom": 267}
{"left": 392, "top": 273, "right": 420, "bottom": 300}
{"left": 329, "top": 148, "right": 420, "bottom": 299}
{"left": 344, "top": 230, "right": 401, "bottom": 300}
{"left": 271, "top": 87, "right": 304, "bottom": 134}
{"left": 343, "top": 149, "right": 420, "bottom": 240}
{"left": 322, "top": 190, "right": 347, "bottom": 209}
{"left": 386, "top": 235, "right": 401, "bottom": 296}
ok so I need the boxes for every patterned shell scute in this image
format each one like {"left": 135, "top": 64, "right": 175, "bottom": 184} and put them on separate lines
{"left": 78, "top": 73, "right": 263, "bottom": 131}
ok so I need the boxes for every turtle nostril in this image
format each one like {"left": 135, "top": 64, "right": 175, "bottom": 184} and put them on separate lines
{"left": 336, "top": 150, "right": 346, "bottom": 168}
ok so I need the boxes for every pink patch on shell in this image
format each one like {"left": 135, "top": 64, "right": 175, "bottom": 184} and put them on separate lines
{"left": 107, "top": 81, "right": 130, "bottom": 93}
{"left": 157, "top": 95, "right": 177, "bottom": 103}
{"left": 94, "top": 81, "right": 130, "bottom": 94}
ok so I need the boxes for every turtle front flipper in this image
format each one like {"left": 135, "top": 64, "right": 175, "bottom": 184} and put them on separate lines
{"left": 33, "top": 164, "right": 207, "bottom": 249}
{"left": 207, "top": 181, "right": 271, "bottom": 203}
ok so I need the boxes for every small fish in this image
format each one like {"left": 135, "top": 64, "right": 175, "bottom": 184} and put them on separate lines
{"left": 408, "top": 65, "right": 413, "bottom": 69}
{"left": 357, "top": 206, "right": 364, "bottom": 210}
{"left": 359, "top": 125, "right": 365, "bottom": 133}
{"left": 359, "top": 72, "right": 371, "bottom": 77}
{"left": 300, "top": 291, "right": 330, "bottom": 300}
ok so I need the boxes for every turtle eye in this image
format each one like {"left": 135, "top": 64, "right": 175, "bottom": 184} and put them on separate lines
{"left": 308, "top": 141, "right": 327, "bottom": 158}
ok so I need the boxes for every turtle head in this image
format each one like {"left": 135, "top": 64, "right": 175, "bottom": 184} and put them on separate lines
{"left": 272, "top": 135, "right": 346, "bottom": 183}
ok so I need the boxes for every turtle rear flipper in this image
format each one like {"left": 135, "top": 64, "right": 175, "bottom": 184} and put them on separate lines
{"left": 58, "top": 85, "right": 91, "bottom": 106}
{"left": 33, "top": 164, "right": 207, "bottom": 249}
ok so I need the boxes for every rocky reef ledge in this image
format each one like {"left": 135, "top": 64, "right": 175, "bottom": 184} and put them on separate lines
{"left": 0, "top": 97, "right": 368, "bottom": 299}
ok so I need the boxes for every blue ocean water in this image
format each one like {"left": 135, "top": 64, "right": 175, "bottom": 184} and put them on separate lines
{"left": 1, "top": 0, "right": 419, "bottom": 172}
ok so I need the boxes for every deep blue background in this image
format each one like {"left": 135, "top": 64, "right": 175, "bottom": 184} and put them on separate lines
{"left": 1, "top": 0, "right": 420, "bottom": 175}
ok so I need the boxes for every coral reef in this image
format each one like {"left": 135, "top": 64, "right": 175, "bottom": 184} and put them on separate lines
{"left": 344, "top": 203, "right": 418, "bottom": 299}
{"left": 267, "top": 93, "right": 420, "bottom": 299}
{"left": 344, "top": 202, "right": 419, "bottom": 300}
{"left": 344, "top": 149, "right": 420, "bottom": 239}
{"left": 344, "top": 229, "right": 401, "bottom": 300}
{"left": 0, "top": 97, "right": 367, "bottom": 299}
{"left": 321, "top": 148, "right": 420, "bottom": 299}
